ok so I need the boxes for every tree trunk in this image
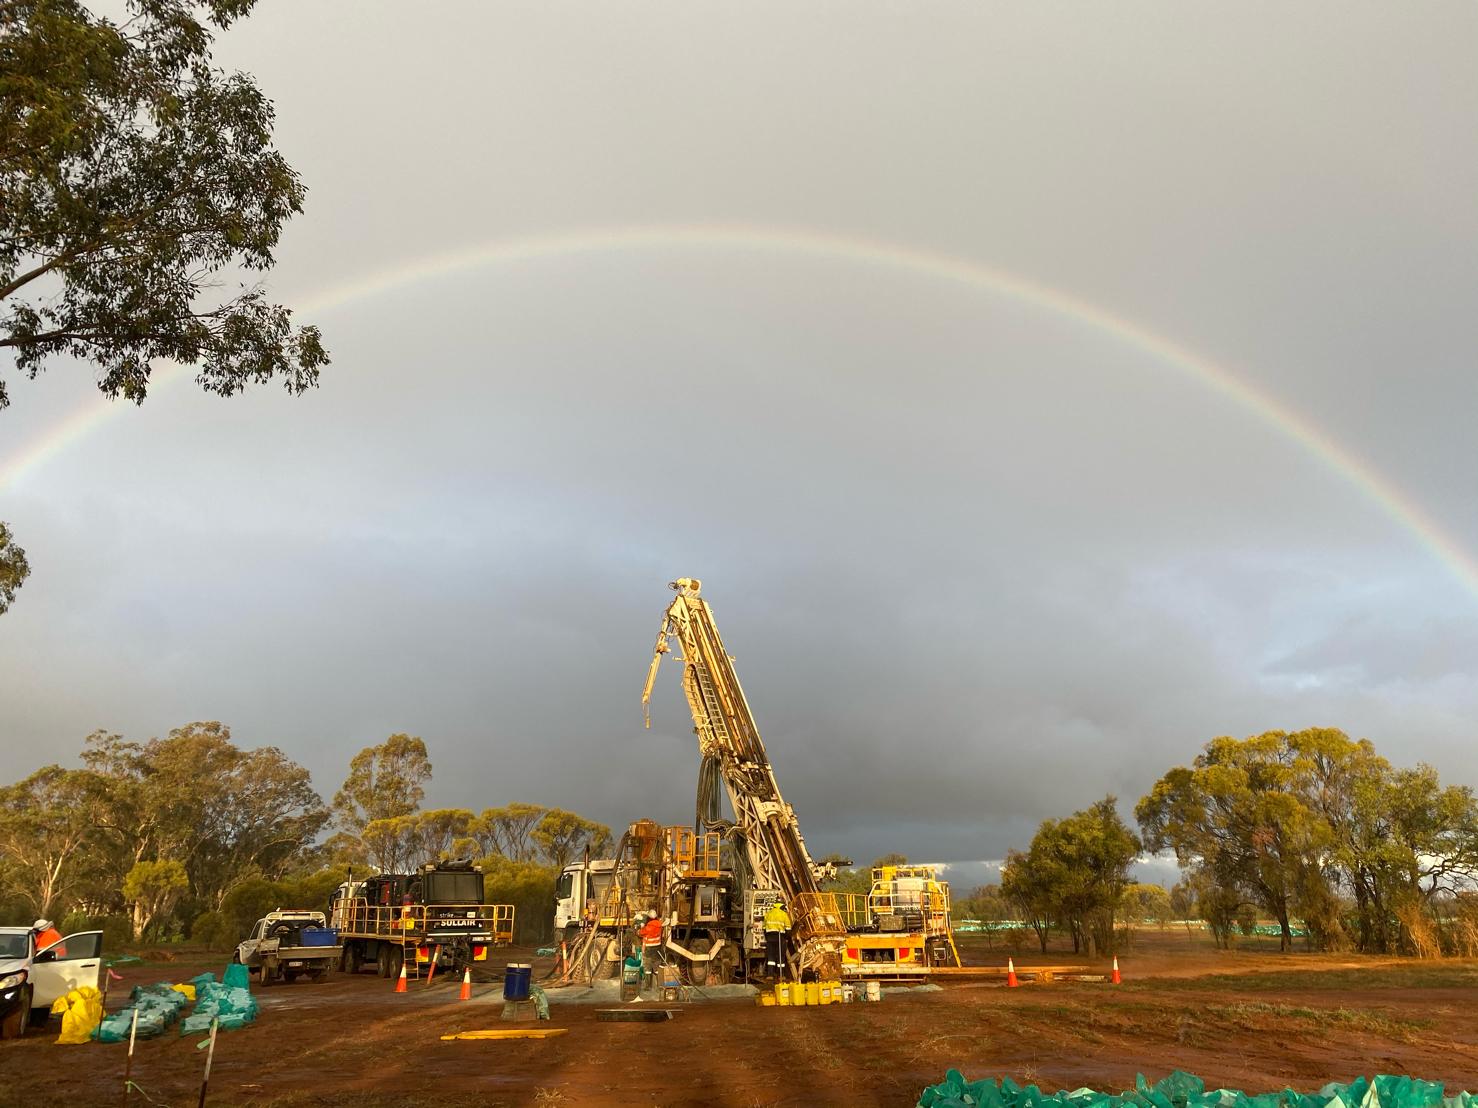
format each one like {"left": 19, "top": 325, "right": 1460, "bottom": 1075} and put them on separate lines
{"left": 1353, "top": 881, "right": 1372, "bottom": 952}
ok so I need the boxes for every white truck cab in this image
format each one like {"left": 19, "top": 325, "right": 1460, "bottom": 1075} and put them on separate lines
{"left": 554, "top": 860, "right": 617, "bottom": 934}
{"left": 0, "top": 926, "right": 105, "bottom": 1038}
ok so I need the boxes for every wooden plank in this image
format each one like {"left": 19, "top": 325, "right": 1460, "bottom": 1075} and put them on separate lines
{"left": 441, "top": 1028, "right": 568, "bottom": 1041}
{"left": 595, "top": 1008, "right": 677, "bottom": 1022}
{"left": 927, "top": 965, "right": 1090, "bottom": 977}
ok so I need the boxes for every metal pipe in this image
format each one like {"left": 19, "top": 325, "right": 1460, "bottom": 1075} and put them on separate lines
{"left": 196, "top": 1018, "right": 218, "bottom": 1107}
{"left": 123, "top": 1006, "right": 139, "bottom": 1105}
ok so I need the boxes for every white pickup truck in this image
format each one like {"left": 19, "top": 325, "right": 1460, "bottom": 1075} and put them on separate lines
{"left": 0, "top": 926, "right": 105, "bottom": 1038}
{"left": 234, "top": 911, "right": 337, "bottom": 986}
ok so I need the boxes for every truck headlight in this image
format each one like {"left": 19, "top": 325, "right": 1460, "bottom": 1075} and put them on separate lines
{"left": 0, "top": 970, "right": 26, "bottom": 991}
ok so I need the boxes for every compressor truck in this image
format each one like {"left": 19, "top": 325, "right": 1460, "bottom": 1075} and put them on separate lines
{"left": 330, "top": 859, "right": 515, "bottom": 982}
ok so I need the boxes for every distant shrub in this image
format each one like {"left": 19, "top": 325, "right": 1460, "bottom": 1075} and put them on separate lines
{"left": 190, "top": 911, "right": 233, "bottom": 952}
{"left": 478, "top": 856, "right": 558, "bottom": 943}
{"left": 1445, "top": 894, "right": 1478, "bottom": 958}
{"left": 1395, "top": 897, "right": 1442, "bottom": 959}
{"left": 1001, "top": 926, "right": 1029, "bottom": 955}
{"left": 219, "top": 877, "right": 288, "bottom": 942}
{"left": 282, "top": 869, "right": 345, "bottom": 912}
{"left": 58, "top": 911, "right": 134, "bottom": 951}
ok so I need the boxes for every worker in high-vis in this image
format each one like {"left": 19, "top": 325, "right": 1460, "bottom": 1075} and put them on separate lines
{"left": 763, "top": 899, "right": 791, "bottom": 978}
{"left": 33, "top": 918, "right": 63, "bottom": 957}
{"left": 636, "top": 909, "right": 664, "bottom": 986}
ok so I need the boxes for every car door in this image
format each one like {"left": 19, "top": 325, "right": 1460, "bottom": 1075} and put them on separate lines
{"left": 238, "top": 919, "right": 265, "bottom": 965}
{"left": 28, "top": 930, "right": 103, "bottom": 1013}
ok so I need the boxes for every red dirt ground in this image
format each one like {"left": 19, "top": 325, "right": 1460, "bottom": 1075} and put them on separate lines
{"left": 6, "top": 934, "right": 1478, "bottom": 1107}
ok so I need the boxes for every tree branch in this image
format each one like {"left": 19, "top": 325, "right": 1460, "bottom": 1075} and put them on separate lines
{"left": 0, "top": 250, "right": 78, "bottom": 301}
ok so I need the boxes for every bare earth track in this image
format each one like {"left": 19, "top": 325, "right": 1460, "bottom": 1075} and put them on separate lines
{"left": 6, "top": 934, "right": 1478, "bottom": 1107}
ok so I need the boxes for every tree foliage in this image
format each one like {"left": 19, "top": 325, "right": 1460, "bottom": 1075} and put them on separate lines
{"left": 0, "top": 764, "right": 100, "bottom": 916}
{"left": 1121, "top": 883, "right": 1173, "bottom": 927}
{"left": 476, "top": 855, "right": 561, "bottom": 944}
{"left": 0, "top": 726, "right": 613, "bottom": 945}
{"left": 0, "top": 0, "right": 327, "bottom": 410}
{"left": 1137, "top": 728, "right": 1478, "bottom": 954}
{"left": 1002, "top": 796, "right": 1140, "bottom": 955}
{"left": 333, "top": 734, "right": 432, "bottom": 832}
{"left": 82, "top": 722, "right": 326, "bottom": 919}
{"left": 471, "top": 803, "right": 548, "bottom": 862}
{"left": 0, "top": 520, "right": 29, "bottom": 614}
{"left": 531, "top": 808, "right": 612, "bottom": 871}
{"left": 121, "top": 858, "right": 187, "bottom": 938}
{"left": 0, "top": 722, "right": 324, "bottom": 938}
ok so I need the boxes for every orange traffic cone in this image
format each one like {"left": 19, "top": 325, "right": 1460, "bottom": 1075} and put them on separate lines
{"left": 1006, "top": 957, "right": 1019, "bottom": 988}
{"left": 394, "top": 961, "right": 408, "bottom": 993}
{"left": 1111, "top": 956, "right": 1121, "bottom": 985}
{"left": 459, "top": 967, "right": 472, "bottom": 1001}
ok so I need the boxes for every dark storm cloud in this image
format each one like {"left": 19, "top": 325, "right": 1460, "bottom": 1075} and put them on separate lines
{"left": 3, "top": 2, "right": 1476, "bottom": 871}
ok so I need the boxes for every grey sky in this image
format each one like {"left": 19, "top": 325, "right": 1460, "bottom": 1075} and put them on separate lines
{"left": 3, "top": 2, "right": 1477, "bottom": 872}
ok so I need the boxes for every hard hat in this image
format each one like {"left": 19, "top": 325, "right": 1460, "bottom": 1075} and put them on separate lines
{"left": 647, "top": 909, "right": 658, "bottom": 919}
{"left": 33, "top": 918, "right": 52, "bottom": 930}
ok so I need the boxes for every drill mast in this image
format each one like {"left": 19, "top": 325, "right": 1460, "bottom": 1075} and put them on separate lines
{"left": 642, "top": 577, "right": 845, "bottom": 978}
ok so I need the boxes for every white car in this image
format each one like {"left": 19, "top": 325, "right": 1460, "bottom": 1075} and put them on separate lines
{"left": 0, "top": 926, "right": 105, "bottom": 1039}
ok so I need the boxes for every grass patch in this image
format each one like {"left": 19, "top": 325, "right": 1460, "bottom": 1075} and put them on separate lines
{"left": 1133, "top": 965, "right": 1478, "bottom": 994}
{"left": 1201, "top": 1002, "right": 1431, "bottom": 1040}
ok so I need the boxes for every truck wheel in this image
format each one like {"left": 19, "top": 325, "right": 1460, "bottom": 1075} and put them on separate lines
{"left": 389, "top": 948, "right": 404, "bottom": 981}
{"left": 0, "top": 988, "right": 28, "bottom": 1039}
{"left": 377, "top": 945, "right": 391, "bottom": 978}
{"left": 711, "top": 944, "right": 738, "bottom": 985}
{"left": 260, "top": 963, "right": 274, "bottom": 987}
{"left": 312, "top": 968, "right": 329, "bottom": 983}
{"left": 283, "top": 970, "right": 299, "bottom": 984}
{"left": 686, "top": 937, "right": 711, "bottom": 986}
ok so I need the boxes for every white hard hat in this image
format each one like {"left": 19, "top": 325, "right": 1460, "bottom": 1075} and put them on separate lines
{"left": 33, "top": 918, "right": 52, "bottom": 930}
{"left": 648, "top": 909, "right": 658, "bottom": 919}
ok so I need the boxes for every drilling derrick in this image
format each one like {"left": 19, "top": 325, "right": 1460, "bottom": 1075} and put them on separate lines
{"left": 642, "top": 577, "right": 846, "bottom": 980}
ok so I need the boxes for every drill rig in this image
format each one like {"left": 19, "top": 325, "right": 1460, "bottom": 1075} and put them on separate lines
{"left": 642, "top": 577, "right": 847, "bottom": 981}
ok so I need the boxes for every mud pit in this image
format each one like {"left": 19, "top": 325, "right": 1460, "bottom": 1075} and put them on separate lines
{"left": 7, "top": 938, "right": 1478, "bottom": 1107}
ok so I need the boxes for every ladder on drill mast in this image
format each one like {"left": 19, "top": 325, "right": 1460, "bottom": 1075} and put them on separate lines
{"left": 691, "top": 659, "right": 731, "bottom": 750}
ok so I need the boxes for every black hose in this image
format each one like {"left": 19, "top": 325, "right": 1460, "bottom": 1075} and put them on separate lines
{"left": 696, "top": 753, "right": 734, "bottom": 834}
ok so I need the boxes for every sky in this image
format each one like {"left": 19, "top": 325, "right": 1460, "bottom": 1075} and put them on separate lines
{"left": 3, "top": 2, "right": 1477, "bottom": 882}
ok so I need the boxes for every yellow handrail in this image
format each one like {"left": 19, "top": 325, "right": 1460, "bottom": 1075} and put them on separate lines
{"left": 329, "top": 898, "right": 516, "bottom": 944}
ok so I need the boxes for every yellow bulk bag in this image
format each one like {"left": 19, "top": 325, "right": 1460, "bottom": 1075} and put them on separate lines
{"left": 50, "top": 985, "right": 105, "bottom": 1044}
{"left": 171, "top": 983, "right": 196, "bottom": 1002}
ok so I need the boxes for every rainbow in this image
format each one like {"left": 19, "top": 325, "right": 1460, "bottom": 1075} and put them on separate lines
{"left": 4, "top": 222, "right": 1474, "bottom": 596}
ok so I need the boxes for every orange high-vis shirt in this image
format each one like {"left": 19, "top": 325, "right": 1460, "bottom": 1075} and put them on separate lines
{"left": 35, "top": 927, "right": 63, "bottom": 953}
{"left": 638, "top": 919, "right": 663, "bottom": 947}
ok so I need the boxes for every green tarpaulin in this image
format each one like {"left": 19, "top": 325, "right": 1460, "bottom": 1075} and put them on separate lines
{"left": 919, "top": 1071, "right": 1474, "bottom": 1108}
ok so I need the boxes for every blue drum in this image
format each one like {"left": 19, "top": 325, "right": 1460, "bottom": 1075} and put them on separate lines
{"left": 503, "top": 962, "right": 532, "bottom": 1000}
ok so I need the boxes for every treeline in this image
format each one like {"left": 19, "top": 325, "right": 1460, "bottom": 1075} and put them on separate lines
{"left": 989, "top": 728, "right": 1478, "bottom": 957}
{"left": 0, "top": 726, "right": 609, "bottom": 947}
